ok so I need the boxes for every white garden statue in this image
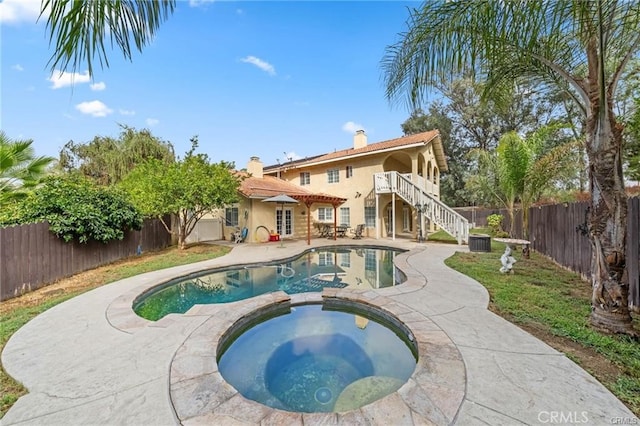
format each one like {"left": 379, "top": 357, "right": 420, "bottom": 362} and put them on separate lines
{"left": 500, "top": 245, "right": 517, "bottom": 273}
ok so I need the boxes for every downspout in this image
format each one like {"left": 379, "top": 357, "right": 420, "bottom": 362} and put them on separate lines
{"left": 333, "top": 204, "right": 338, "bottom": 240}
{"left": 306, "top": 201, "right": 312, "bottom": 245}
{"left": 392, "top": 193, "right": 396, "bottom": 240}
{"left": 375, "top": 193, "right": 380, "bottom": 239}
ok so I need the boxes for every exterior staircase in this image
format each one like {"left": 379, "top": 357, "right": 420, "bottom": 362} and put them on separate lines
{"left": 374, "top": 171, "right": 469, "bottom": 244}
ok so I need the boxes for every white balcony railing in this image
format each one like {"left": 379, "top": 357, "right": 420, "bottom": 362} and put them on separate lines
{"left": 374, "top": 171, "right": 469, "bottom": 244}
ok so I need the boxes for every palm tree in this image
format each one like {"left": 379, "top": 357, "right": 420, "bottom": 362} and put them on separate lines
{"left": 469, "top": 129, "right": 579, "bottom": 238}
{"left": 41, "top": 0, "right": 176, "bottom": 75}
{"left": 383, "top": 0, "right": 639, "bottom": 335}
{"left": 0, "top": 132, "right": 55, "bottom": 206}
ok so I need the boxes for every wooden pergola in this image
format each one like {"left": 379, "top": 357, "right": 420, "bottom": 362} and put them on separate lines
{"left": 289, "top": 193, "right": 347, "bottom": 245}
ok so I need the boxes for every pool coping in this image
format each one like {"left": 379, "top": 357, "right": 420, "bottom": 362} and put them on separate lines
{"left": 105, "top": 243, "right": 467, "bottom": 424}
{"left": 169, "top": 290, "right": 466, "bottom": 425}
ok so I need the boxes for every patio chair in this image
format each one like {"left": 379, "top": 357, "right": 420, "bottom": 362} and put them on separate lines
{"left": 319, "top": 224, "right": 332, "bottom": 238}
{"left": 235, "top": 227, "right": 248, "bottom": 243}
{"left": 352, "top": 224, "right": 365, "bottom": 239}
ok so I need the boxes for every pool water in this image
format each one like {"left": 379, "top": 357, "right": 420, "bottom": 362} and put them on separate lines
{"left": 134, "top": 246, "right": 405, "bottom": 321}
{"left": 217, "top": 304, "right": 417, "bottom": 413}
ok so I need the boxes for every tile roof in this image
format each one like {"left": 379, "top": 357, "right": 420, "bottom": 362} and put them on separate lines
{"left": 263, "top": 130, "right": 447, "bottom": 172}
{"left": 239, "top": 175, "right": 313, "bottom": 199}
{"left": 238, "top": 175, "right": 347, "bottom": 206}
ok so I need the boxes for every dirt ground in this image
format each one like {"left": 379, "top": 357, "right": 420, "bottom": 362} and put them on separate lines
{"left": 1, "top": 268, "right": 110, "bottom": 315}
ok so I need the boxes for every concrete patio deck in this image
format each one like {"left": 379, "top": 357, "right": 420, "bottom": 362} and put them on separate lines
{"left": 2, "top": 239, "right": 636, "bottom": 425}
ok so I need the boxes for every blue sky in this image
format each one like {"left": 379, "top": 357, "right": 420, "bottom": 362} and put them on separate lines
{"left": 1, "top": 0, "right": 424, "bottom": 169}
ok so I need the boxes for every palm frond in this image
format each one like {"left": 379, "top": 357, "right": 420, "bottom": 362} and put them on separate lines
{"left": 41, "top": 0, "right": 176, "bottom": 75}
{"left": 382, "top": 0, "right": 639, "bottom": 113}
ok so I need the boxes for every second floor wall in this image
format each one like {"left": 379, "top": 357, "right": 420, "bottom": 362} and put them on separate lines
{"left": 262, "top": 144, "right": 441, "bottom": 230}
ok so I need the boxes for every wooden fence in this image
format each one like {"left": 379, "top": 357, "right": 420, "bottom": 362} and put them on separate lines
{"left": 454, "top": 206, "right": 525, "bottom": 237}
{"left": 1, "top": 218, "right": 172, "bottom": 301}
{"left": 529, "top": 198, "right": 639, "bottom": 312}
{"left": 457, "top": 197, "right": 640, "bottom": 311}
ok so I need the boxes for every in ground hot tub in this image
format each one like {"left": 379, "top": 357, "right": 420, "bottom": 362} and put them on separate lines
{"left": 169, "top": 292, "right": 466, "bottom": 424}
{"left": 217, "top": 302, "right": 417, "bottom": 413}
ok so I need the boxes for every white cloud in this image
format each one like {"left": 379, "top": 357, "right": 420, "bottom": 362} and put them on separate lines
{"left": 12, "top": 64, "right": 24, "bottom": 71}
{"left": 189, "top": 0, "right": 215, "bottom": 7}
{"left": 75, "top": 100, "right": 113, "bottom": 117}
{"left": 241, "top": 56, "right": 276, "bottom": 76}
{"left": 146, "top": 118, "right": 159, "bottom": 127}
{"left": 49, "top": 70, "right": 91, "bottom": 89}
{"left": 342, "top": 121, "right": 365, "bottom": 134}
{"left": 119, "top": 109, "right": 136, "bottom": 116}
{"left": 90, "top": 82, "right": 106, "bottom": 91}
{"left": 0, "top": 0, "right": 42, "bottom": 24}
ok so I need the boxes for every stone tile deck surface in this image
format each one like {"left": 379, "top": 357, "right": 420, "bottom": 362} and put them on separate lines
{"left": 2, "top": 238, "right": 637, "bottom": 425}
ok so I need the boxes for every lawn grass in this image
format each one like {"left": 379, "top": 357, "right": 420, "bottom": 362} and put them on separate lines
{"left": 0, "top": 243, "right": 231, "bottom": 418}
{"left": 427, "top": 228, "right": 459, "bottom": 243}
{"left": 428, "top": 227, "right": 497, "bottom": 246}
{"left": 445, "top": 243, "right": 640, "bottom": 415}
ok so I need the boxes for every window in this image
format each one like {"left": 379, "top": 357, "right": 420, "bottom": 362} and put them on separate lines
{"left": 225, "top": 207, "right": 239, "bottom": 227}
{"left": 340, "top": 207, "right": 350, "bottom": 226}
{"left": 365, "top": 206, "right": 375, "bottom": 227}
{"left": 403, "top": 206, "right": 411, "bottom": 231}
{"left": 318, "top": 252, "right": 334, "bottom": 266}
{"left": 300, "top": 172, "right": 310, "bottom": 186}
{"left": 225, "top": 270, "right": 240, "bottom": 287}
{"left": 346, "top": 165, "right": 353, "bottom": 178}
{"left": 364, "top": 249, "right": 376, "bottom": 271}
{"left": 318, "top": 207, "right": 333, "bottom": 222}
{"left": 327, "top": 168, "right": 339, "bottom": 183}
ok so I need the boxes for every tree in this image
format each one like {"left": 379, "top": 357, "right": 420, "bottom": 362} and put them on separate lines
{"left": 59, "top": 125, "right": 175, "bottom": 186}
{"left": 120, "top": 137, "right": 241, "bottom": 249}
{"left": 468, "top": 128, "right": 579, "bottom": 237}
{"left": 383, "top": 1, "right": 640, "bottom": 335}
{"left": 400, "top": 79, "right": 568, "bottom": 207}
{"left": 626, "top": 98, "right": 640, "bottom": 183}
{"left": 42, "top": 0, "right": 176, "bottom": 75}
{"left": 439, "top": 78, "right": 559, "bottom": 151}
{"left": 402, "top": 105, "right": 472, "bottom": 206}
{"left": 1, "top": 132, "right": 55, "bottom": 207}
{"left": 622, "top": 91, "right": 640, "bottom": 183}
{"left": 1, "top": 174, "right": 143, "bottom": 243}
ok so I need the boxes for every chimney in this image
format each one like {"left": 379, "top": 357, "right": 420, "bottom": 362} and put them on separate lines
{"left": 247, "top": 156, "right": 263, "bottom": 178}
{"left": 354, "top": 129, "right": 367, "bottom": 149}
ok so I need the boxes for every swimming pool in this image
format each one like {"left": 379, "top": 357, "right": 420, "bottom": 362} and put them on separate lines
{"left": 134, "top": 246, "right": 406, "bottom": 321}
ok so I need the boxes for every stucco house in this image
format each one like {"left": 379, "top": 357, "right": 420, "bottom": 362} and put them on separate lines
{"left": 221, "top": 130, "right": 469, "bottom": 244}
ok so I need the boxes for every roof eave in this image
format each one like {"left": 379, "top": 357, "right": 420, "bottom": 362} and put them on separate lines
{"left": 431, "top": 136, "right": 448, "bottom": 172}
{"left": 264, "top": 141, "right": 429, "bottom": 173}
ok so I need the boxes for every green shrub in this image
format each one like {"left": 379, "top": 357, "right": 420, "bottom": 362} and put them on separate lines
{"left": 2, "top": 175, "right": 142, "bottom": 243}
{"left": 487, "top": 214, "right": 504, "bottom": 235}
